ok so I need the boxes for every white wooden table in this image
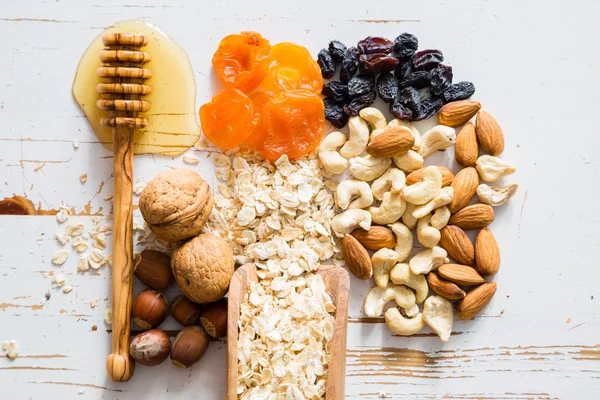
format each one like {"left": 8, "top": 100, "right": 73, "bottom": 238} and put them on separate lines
{"left": 1, "top": 0, "right": 599, "bottom": 398}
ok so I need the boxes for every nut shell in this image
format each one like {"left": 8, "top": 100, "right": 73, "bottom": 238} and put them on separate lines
{"left": 132, "top": 289, "right": 170, "bottom": 331}
{"left": 139, "top": 168, "right": 214, "bottom": 242}
{"left": 199, "top": 298, "right": 228, "bottom": 338}
{"left": 170, "top": 326, "right": 209, "bottom": 368}
{"left": 171, "top": 234, "right": 234, "bottom": 304}
{"left": 130, "top": 329, "right": 171, "bottom": 366}
{"left": 134, "top": 250, "right": 173, "bottom": 291}
{"left": 171, "top": 295, "right": 202, "bottom": 326}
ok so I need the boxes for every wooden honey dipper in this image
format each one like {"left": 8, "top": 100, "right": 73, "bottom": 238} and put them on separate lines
{"left": 96, "top": 32, "right": 151, "bottom": 382}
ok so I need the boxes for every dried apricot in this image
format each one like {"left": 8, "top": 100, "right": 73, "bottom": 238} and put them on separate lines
{"left": 199, "top": 88, "right": 256, "bottom": 149}
{"left": 211, "top": 32, "right": 271, "bottom": 93}
{"left": 248, "top": 91, "right": 273, "bottom": 126}
{"left": 248, "top": 89, "right": 324, "bottom": 161}
{"left": 260, "top": 43, "right": 323, "bottom": 94}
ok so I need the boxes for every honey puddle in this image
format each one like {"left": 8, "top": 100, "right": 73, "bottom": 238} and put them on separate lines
{"left": 72, "top": 20, "right": 199, "bottom": 156}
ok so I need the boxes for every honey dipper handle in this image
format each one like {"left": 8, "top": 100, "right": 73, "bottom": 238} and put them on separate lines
{"left": 106, "top": 125, "right": 135, "bottom": 382}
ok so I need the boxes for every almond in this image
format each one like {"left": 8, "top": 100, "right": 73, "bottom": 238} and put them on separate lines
{"left": 449, "top": 167, "right": 479, "bottom": 213}
{"left": 406, "top": 166, "right": 454, "bottom": 187}
{"left": 449, "top": 204, "right": 494, "bottom": 230}
{"left": 456, "top": 282, "right": 497, "bottom": 320}
{"left": 438, "top": 264, "right": 485, "bottom": 286}
{"left": 455, "top": 123, "right": 479, "bottom": 167}
{"left": 366, "top": 125, "right": 415, "bottom": 158}
{"left": 351, "top": 226, "right": 396, "bottom": 251}
{"left": 475, "top": 110, "right": 504, "bottom": 156}
{"left": 475, "top": 228, "right": 501, "bottom": 276}
{"left": 439, "top": 225, "right": 474, "bottom": 266}
{"left": 426, "top": 272, "right": 466, "bottom": 300}
{"left": 342, "top": 235, "right": 373, "bottom": 280}
{"left": 438, "top": 100, "right": 482, "bottom": 127}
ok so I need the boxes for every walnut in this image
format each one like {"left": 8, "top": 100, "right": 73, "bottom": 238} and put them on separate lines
{"left": 171, "top": 233, "right": 234, "bottom": 304}
{"left": 139, "top": 169, "right": 214, "bottom": 242}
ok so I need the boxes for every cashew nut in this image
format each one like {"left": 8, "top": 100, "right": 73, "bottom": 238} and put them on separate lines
{"left": 372, "top": 248, "right": 400, "bottom": 288}
{"left": 369, "top": 191, "right": 406, "bottom": 225}
{"left": 332, "top": 209, "right": 372, "bottom": 238}
{"left": 430, "top": 206, "right": 451, "bottom": 230}
{"left": 318, "top": 132, "right": 348, "bottom": 175}
{"left": 418, "top": 125, "right": 456, "bottom": 158}
{"left": 349, "top": 155, "right": 392, "bottom": 181}
{"left": 359, "top": 107, "right": 387, "bottom": 140}
{"left": 390, "top": 262, "right": 428, "bottom": 303}
{"left": 404, "top": 304, "right": 420, "bottom": 318}
{"left": 409, "top": 246, "right": 448, "bottom": 275}
{"left": 475, "top": 155, "right": 516, "bottom": 182}
{"left": 423, "top": 295, "right": 453, "bottom": 342}
{"left": 371, "top": 167, "right": 406, "bottom": 200}
{"left": 389, "top": 222, "right": 413, "bottom": 262}
{"left": 401, "top": 203, "right": 418, "bottom": 230}
{"left": 392, "top": 150, "right": 423, "bottom": 173}
{"left": 340, "top": 116, "right": 369, "bottom": 158}
{"left": 417, "top": 214, "right": 441, "bottom": 248}
{"left": 364, "top": 283, "right": 416, "bottom": 318}
{"left": 335, "top": 180, "right": 374, "bottom": 210}
{"left": 402, "top": 166, "right": 442, "bottom": 205}
{"left": 477, "top": 183, "right": 519, "bottom": 206}
{"left": 385, "top": 308, "right": 425, "bottom": 336}
{"left": 413, "top": 186, "right": 454, "bottom": 219}
{"left": 388, "top": 119, "right": 421, "bottom": 152}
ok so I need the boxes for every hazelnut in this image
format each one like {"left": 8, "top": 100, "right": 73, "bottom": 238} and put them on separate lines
{"left": 139, "top": 169, "right": 214, "bottom": 242}
{"left": 130, "top": 329, "right": 171, "bottom": 366}
{"left": 171, "top": 295, "right": 202, "bottom": 326}
{"left": 171, "top": 233, "right": 234, "bottom": 304}
{"left": 199, "top": 298, "right": 228, "bottom": 338}
{"left": 132, "top": 289, "right": 170, "bottom": 331}
{"left": 170, "top": 326, "right": 209, "bottom": 368}
{"left": 134, "top": 250, "right": 173, "bottom": 291}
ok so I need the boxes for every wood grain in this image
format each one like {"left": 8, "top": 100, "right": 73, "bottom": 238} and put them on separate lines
{"left": 227, "top": 264, "right": 350, "bottom": 399}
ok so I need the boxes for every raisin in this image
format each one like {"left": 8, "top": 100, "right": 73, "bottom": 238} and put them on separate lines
{"left": 394, "top": 57, "right": 412, "bottom": 79}
{"left": 399, "top": 71, "right": 430, "bottom": 89}
{"left": 430, "top": 64, "right": 453, "bottom": 96}
{"left": 412, "top": 49, "right": 444, "bottom": 71}
{"left": 359, "top": 53, "right": 399, "bottom": 75}
{"left": 376, "top": 72, "right": 398, "bottom": 104}
{"left": 393, "top": 33, "right": 418, "bottom": 60}
{"left": 324, "top": 97, "right": 349, "bottom": 128}
{"left": 357, "top": 36, "right": 394, "bottom": 55}
{"left": 317, "top": 48, "right": 336, "bottom": 79}
{"left": 322, "top": 81, "right": 349, "bottom": 103}
{"left": 340, "top": 46, "right": 360, "bottom": 83}
{"left": 397, "top": 87, "right": 422, "bottom": 114}
{"left": 389, "top": 99, "right": 413, "bottom": 120}
{"left": 442, "top": 81, "right": 475, "bottom": 102}
{"left": 343, "top": 91, "right": 376, "bottom": 116}
{"left": 413, "top": 96, "right": 445, "bottom": 121}
{"left": 328, "top": 40, "right": 347, "bottom": 63}
{"left": 347, "top": 75, "right": 375, "bottom": 98}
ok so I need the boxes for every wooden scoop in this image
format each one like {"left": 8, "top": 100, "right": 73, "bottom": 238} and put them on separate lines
{"left": 227, "top": 264, "right": 350, "bottom": 399}
{"left": 96, "top": 32, "right": 152, "bottom": 382}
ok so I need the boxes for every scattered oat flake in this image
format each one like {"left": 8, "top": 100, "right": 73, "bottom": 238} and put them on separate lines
{"left": 104, "top": 195, "right": 113, "bottom": 201}
{"left": 2, "top": 341, "right": 8, "bottom": 351}
{"left": 7, "top": 340, "right": 19, "bottom": 360}
{"left": 78, "top": 389, "right": 85, "bottom": 395}
{"left": 79, "top": 174, "right": 87, "bottom": 183}
{"left": 73, "top": 140, "right": 80, "bottom": 149}
{"left": 63, "top": 286, "right": 73, "bottom": 294}
{"left": 89, "top": 248, "right": 107, "bottom": 270}
{"left": 133, "top": 184, "right": 145, "bottom": 196}
{"left": 51, "top": 250, "right": 70, "bottom": 266}
{"left": 65, "top": 221, "right": 84, "bottom": 237}
{"left": 183, "top": 154, "right": 200, "bottom": 164}
{"left": 90, "top": 300, "right": 97, "bottom": 309}
{"left": 194, "top": 137, "right": 208, "bottom": 150}
{"left": 56, "top": 209, "right": 69, "bottom": 224}
{"left": 54, "top": 232, "right": 70, "bottom": 245}
{"left": 104, "top": 309, "right": 113, "bottom": 325}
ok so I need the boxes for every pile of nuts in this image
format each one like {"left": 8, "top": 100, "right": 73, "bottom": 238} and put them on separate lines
{"left": 318, "top": 100, "right": 517, "bottom": 341}
{"left": 128, "top": 168, "right": 235, "bottom": 369}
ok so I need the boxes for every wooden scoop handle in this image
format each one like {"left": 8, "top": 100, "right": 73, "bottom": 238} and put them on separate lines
{"left": 106, "top": 123, "right": 135, "bottom": 382}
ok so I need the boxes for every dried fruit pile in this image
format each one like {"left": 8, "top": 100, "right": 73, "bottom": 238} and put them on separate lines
{"left": 316, "top": 102, "right": 517, "bottom": 341}
{"left": 317, "top": 34, "right": 475, "bottom": 127}
{"left": 200, "top": 32, "right": 325, "bottom": 161}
